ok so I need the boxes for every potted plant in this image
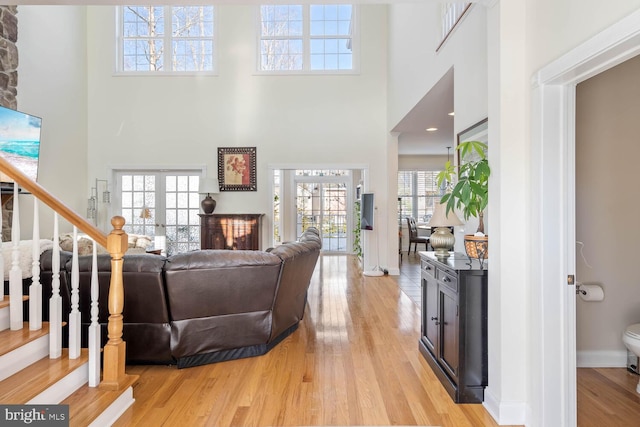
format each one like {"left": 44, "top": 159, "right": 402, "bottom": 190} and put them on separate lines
{"left": 436, "top": 140, "right": 490, "bottom": 259}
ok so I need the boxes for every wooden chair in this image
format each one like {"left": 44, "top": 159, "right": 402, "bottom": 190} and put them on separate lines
{"left": 406, "top": 217, "right": 429, "bottom": 254}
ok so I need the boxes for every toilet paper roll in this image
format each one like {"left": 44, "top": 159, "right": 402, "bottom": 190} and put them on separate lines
{"left": 579, "top": 284, "right": 604, "bottom": 302}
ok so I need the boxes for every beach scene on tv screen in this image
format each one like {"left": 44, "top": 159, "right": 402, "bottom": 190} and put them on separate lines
{"left": 0, "top": 106, "right": 41, "bottom": 183}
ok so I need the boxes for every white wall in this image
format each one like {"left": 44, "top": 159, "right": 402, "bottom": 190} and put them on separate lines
{"left": 84, "top": 5, "right": 388, "bottom": 258}
{"left": 388, "top": 4, "right": 488, "bottom": 258}
{"left": 398, "top": 154, "right": 446, "bottom": 171}
{"left": 528, "top": 0, "right": 640, "bottom": 72}
{"left": 17, "top": 5, "right": 88, "bottom": 239}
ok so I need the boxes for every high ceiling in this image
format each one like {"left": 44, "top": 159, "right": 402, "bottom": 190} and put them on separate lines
{"left": 392, "top": 68, "right": 454, "bottom": 156}
{"left": 13, "top": 0, "right": 455, "bottom": 157}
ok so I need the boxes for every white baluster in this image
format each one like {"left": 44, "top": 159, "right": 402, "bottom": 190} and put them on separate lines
{"left": 49, "top": 213, "right": 62, "bottom": 359}
{"left": 88, "top": 241, "right": 100, "bottom": 387}
{"left": 29, "top": 200, "right": 42, "bottom": 330}
{"left": 9, "top": 183, "right": 22, "bottom": 330}
{"left": 69, "top": 226, "right": 81, "bottom": 359}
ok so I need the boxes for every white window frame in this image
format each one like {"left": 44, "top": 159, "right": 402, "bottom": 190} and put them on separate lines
{"left": 398, "top": 170, "right": 443, "bottom": 223}
{"left": 255, "top": 4, "right": 359, "bottom": 75}
{"left": 111, "top": 167, "right": 205, "bottom": 256}
{"left": 115, "top": 5, "right": 218, "bottom": 76}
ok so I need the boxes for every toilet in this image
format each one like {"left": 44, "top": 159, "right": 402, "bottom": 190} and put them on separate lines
{"left": 623, "top": 323, "right": 640, "bottom": 393}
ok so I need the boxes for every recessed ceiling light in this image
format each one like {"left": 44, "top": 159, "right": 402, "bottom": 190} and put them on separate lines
{"left": 426, "top": 127, "right": 438, "bottom": 132}
{"left": 448, "top": 112, "right": 455, "bottom": 116}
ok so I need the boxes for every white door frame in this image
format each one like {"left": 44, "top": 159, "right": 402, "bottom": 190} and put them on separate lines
{"left": 531, "top": 10, "right": 640, "bottom": 426}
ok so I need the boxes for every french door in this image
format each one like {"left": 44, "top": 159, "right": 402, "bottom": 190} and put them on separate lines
{"left": 295, "top": 179, "right": 349, "bottom": 252}
{"left": 114, "top": 169, "right": 201, "bottom": 255}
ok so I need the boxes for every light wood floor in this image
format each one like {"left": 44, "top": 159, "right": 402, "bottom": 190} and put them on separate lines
{"left": 113, "top": 254, "right": 512, "bottom": 427}
{"left": 112, "top": 253, "right": 640, "bottom": 426}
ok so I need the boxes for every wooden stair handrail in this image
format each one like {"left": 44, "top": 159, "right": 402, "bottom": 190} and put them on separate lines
{"left": 0, "top": 156, "right": 132, "bottom": 390}
{"left": 0, "top": 156, "right": 107, "bottom": 247}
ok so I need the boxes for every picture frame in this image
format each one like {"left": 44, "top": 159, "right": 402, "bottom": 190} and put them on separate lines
{"left": 457, "top": 117, "right": 488, "bottom": 165}
{"left": 217, "top": 147, "right": 257, "bottom": 191}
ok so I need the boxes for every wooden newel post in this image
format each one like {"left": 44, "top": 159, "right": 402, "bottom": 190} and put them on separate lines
{"left": 100, "top": 216, "right": 130, "bottom": 390}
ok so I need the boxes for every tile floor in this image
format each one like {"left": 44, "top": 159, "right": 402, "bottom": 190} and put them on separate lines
{"left": 396, "top": 250, "right": 422, "bottom": 307}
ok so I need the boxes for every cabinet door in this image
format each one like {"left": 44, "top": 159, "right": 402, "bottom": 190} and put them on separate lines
{"left": 439, "top": 288, "right": 459, "bottom": 381}
{"left": 422, "top": 272, "right": 439, "bottom": 355}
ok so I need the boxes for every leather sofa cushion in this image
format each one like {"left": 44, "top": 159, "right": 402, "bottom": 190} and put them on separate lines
{"left": 164, "top": 250, "right": 282, "bottom": 321}
{"left": 170, "top": 310, "right": 271, "bottom": 360}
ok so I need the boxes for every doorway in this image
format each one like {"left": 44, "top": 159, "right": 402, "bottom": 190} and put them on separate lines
{"left": 532, "top": 10, "right": 640, "bottom": 426}
{"left": 270, "top": 167, "right": 363, "bottom": 252}
{"left": 295, "top": 180, "right": 349, "bottom": 252}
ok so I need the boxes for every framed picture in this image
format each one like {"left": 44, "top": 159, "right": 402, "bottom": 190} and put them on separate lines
{"left": 218, "top": 147, "right": 257, "bottom": 191}
{"left": 457, "top": 117, "right": 488, "bottom": 165}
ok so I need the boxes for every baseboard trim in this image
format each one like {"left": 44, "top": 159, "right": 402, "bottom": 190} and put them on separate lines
{"left": 576, "top": 350, "right": 627, "bottom": 368}
{"left": 483, "top": 387, "right": 526, "bottom": 425}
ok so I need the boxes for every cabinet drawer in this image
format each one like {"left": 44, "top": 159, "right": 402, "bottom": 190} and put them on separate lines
{"left": 437, "top": 269, "right": 458, "bottom": 292}
{"left": 421, "top": 260, "right": 436, "bottom": 279}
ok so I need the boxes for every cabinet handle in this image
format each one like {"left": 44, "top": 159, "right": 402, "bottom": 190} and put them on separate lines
{"left": 443, "top": 276, "right": 451, "bottom": 282}
{"left": 431, "top": 316, "right": 438, "bottom": 320}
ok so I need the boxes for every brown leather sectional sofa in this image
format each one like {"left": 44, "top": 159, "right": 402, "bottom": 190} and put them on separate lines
{"left": 31, "top": 227, "right": 321, "bottom": 368}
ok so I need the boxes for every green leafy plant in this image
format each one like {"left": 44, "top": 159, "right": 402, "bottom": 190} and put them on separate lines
{"left": 353, "top": 200, "right": 363, "bottom": 259}
{"left": 436, "top": 140, "right": 490, "bottom": 234}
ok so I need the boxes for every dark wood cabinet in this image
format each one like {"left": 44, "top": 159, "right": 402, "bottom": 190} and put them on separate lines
{"left": 199, "top": 214, "right": 264, "bottom": 250}
{"left": 419, "top": 252, "right": 488, "bottom": 403}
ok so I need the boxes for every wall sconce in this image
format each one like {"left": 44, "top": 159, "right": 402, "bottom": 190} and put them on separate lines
{"left": 87, "top": 178, "right": 111, "bottom": 224}
{"left": 87, "top": 195, "right": 97, "bottom": 219}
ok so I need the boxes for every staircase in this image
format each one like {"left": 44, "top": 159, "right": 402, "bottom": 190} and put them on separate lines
{"left": 0, "top": 301, "right": 136, "bottom": 426}
{"left": 0, "top": 156, "right": 137, "bottom": 426}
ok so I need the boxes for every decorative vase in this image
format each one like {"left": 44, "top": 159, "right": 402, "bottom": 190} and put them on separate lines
{"left": 464, "top": 234, "right": 488, "bottom": 259}
{"left": 201, "top": 195, "right": 216, "bottom": 214}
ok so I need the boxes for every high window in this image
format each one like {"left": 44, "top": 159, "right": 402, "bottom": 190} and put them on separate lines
{"left": 259, "top": 4, "right": 356, "bottom": 72}
{"left": 117, "top": 6, "right": 215, "bottom": 73}
{"left": 398, "top": 170, "right": 443, "bottom": 223}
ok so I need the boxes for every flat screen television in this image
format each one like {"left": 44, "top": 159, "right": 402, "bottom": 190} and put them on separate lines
{"left": 0, "top": 105, "right": 42, "bottom": 187}
{"left": 360, "top": 193, "right": 374, "bottom": 230}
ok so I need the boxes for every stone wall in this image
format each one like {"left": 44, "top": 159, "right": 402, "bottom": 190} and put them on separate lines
{"left": 0, "top": 6, "right": 17, "bottom": 110}
{"left": 0, "top": 5, "right": 17, "bottom": 241}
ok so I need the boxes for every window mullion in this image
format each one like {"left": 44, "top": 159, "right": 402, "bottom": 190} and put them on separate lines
{"left": 303, "top": 5, "right": 310, "bottom": 71}
{"left": 411, "top": 171, "right": 419, "bottom": 218}
{"left": 165, "top": 6, "right": 172, "bottom": 70}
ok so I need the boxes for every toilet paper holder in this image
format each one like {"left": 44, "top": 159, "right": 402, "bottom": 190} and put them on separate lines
{"left": 575, "top": 282, "right": 605, "bottom": 301}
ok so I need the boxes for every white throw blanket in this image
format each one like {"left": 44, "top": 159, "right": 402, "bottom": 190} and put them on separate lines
{"left": 1, "top": 239, "right": 55, "bottom": 280}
